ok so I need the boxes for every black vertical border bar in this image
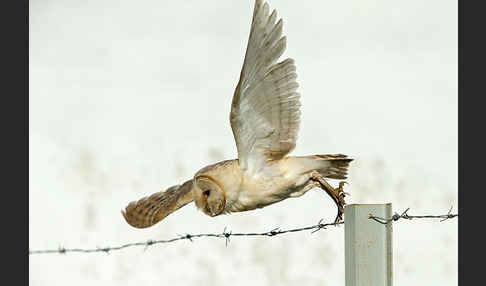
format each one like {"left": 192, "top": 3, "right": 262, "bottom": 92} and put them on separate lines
{"left": 458, "top": 0, "right": 485, "bottom": 284}
{"left": 1, "top": 0, "right": 29, "bottom": 284}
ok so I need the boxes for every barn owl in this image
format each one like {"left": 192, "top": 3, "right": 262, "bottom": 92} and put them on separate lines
{"left": 122, "top": 0, "right": 353, "bottom": 228}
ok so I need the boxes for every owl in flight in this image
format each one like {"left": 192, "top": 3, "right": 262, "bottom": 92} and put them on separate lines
{"left": 122, "top": 0, "right": 353, "bottom": 228}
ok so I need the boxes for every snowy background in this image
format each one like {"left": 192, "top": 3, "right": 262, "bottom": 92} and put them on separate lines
{"left": 29, "top": 0, "right": 457, "bottom": 285}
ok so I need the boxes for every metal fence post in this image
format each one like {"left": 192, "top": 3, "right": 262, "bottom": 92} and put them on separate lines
{"left": 345, "top": 203, "right": 393, "bottom": 286}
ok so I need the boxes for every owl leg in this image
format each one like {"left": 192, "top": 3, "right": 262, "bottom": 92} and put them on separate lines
{"left": 310, "top": 171, "right": 347, "bottom": 224}
{"left": 289, "top": 180, "right": 320, "bottom": 198}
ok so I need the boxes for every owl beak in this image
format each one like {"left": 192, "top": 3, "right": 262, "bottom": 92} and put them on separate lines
{"left": 207, "top": 205, "right": 218, "bottom": 217}
{"left": 205, "top": 205, "right": 215, "bottom": 217}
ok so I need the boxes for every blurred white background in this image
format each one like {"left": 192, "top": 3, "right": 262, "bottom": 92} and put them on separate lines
{"left": 29, "top": 0, "right": 457, "bottom": 285}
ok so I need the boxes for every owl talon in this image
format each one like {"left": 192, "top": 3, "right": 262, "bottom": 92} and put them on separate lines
{"left": 337, "top": 181, "right": 350, "bottom": 199}
{"left": 310, "top": 172, "right": 347, "bottom": 224}
{"left": 334, "top": 211, "right": 344, "bottom": 224}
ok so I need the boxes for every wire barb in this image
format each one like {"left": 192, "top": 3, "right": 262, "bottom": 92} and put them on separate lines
{"left": 29, "top": 207, "right": 457, "bottom": 255}
{"left": 222, "top": 227, "right": 232, "bottom": 247}
{"left": 143, "top": 240, "right": 155, "bottom": 251}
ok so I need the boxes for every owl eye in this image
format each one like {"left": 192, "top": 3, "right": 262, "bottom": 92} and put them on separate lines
{"left": 203, "top": 190, "right": 210, "bottom": 197}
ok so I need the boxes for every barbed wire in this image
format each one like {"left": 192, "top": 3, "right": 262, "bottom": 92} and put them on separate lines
{"left": 29, "top": 220, "right": 343, "bottom": 255}
{"left": 29, "top": 207, "right": 457, "bottom": 255}
{"left": 368, "top": 206, "right": 458, "bottom": 224}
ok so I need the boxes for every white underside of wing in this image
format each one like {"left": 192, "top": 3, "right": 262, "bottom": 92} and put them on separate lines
{"left": 230, "top": 0, "right": 302, "bottom": 176}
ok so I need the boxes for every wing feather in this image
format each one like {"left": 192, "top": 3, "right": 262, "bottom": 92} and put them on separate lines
{"left": 230, "top": 0, "right": 301, "bottom": 173}
{"left": 121, "top": 180, "right": 194, "bottom": 228}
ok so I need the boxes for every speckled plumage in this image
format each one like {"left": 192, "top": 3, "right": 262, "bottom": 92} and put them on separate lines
{"left": 122, "top": 0, "right": 353, "bottom": 229}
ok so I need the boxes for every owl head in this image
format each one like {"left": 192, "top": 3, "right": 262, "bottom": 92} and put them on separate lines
{"left": 193, "top": 175, "right": 226, "bottom": 217}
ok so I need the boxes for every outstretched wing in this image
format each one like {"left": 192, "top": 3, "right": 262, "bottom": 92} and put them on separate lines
{"left": 122, "top": 180, "right": 194, "bottom": 228}
{"left": 230, "top": 0, "right": 301, "bottom": 173}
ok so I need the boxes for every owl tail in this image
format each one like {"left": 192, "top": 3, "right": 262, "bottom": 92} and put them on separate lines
{"left": 308, "top": 154, "right": 353, "bottom": 180}
{"left": 122, "top": 180, "right": 194, "bottom": 229}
